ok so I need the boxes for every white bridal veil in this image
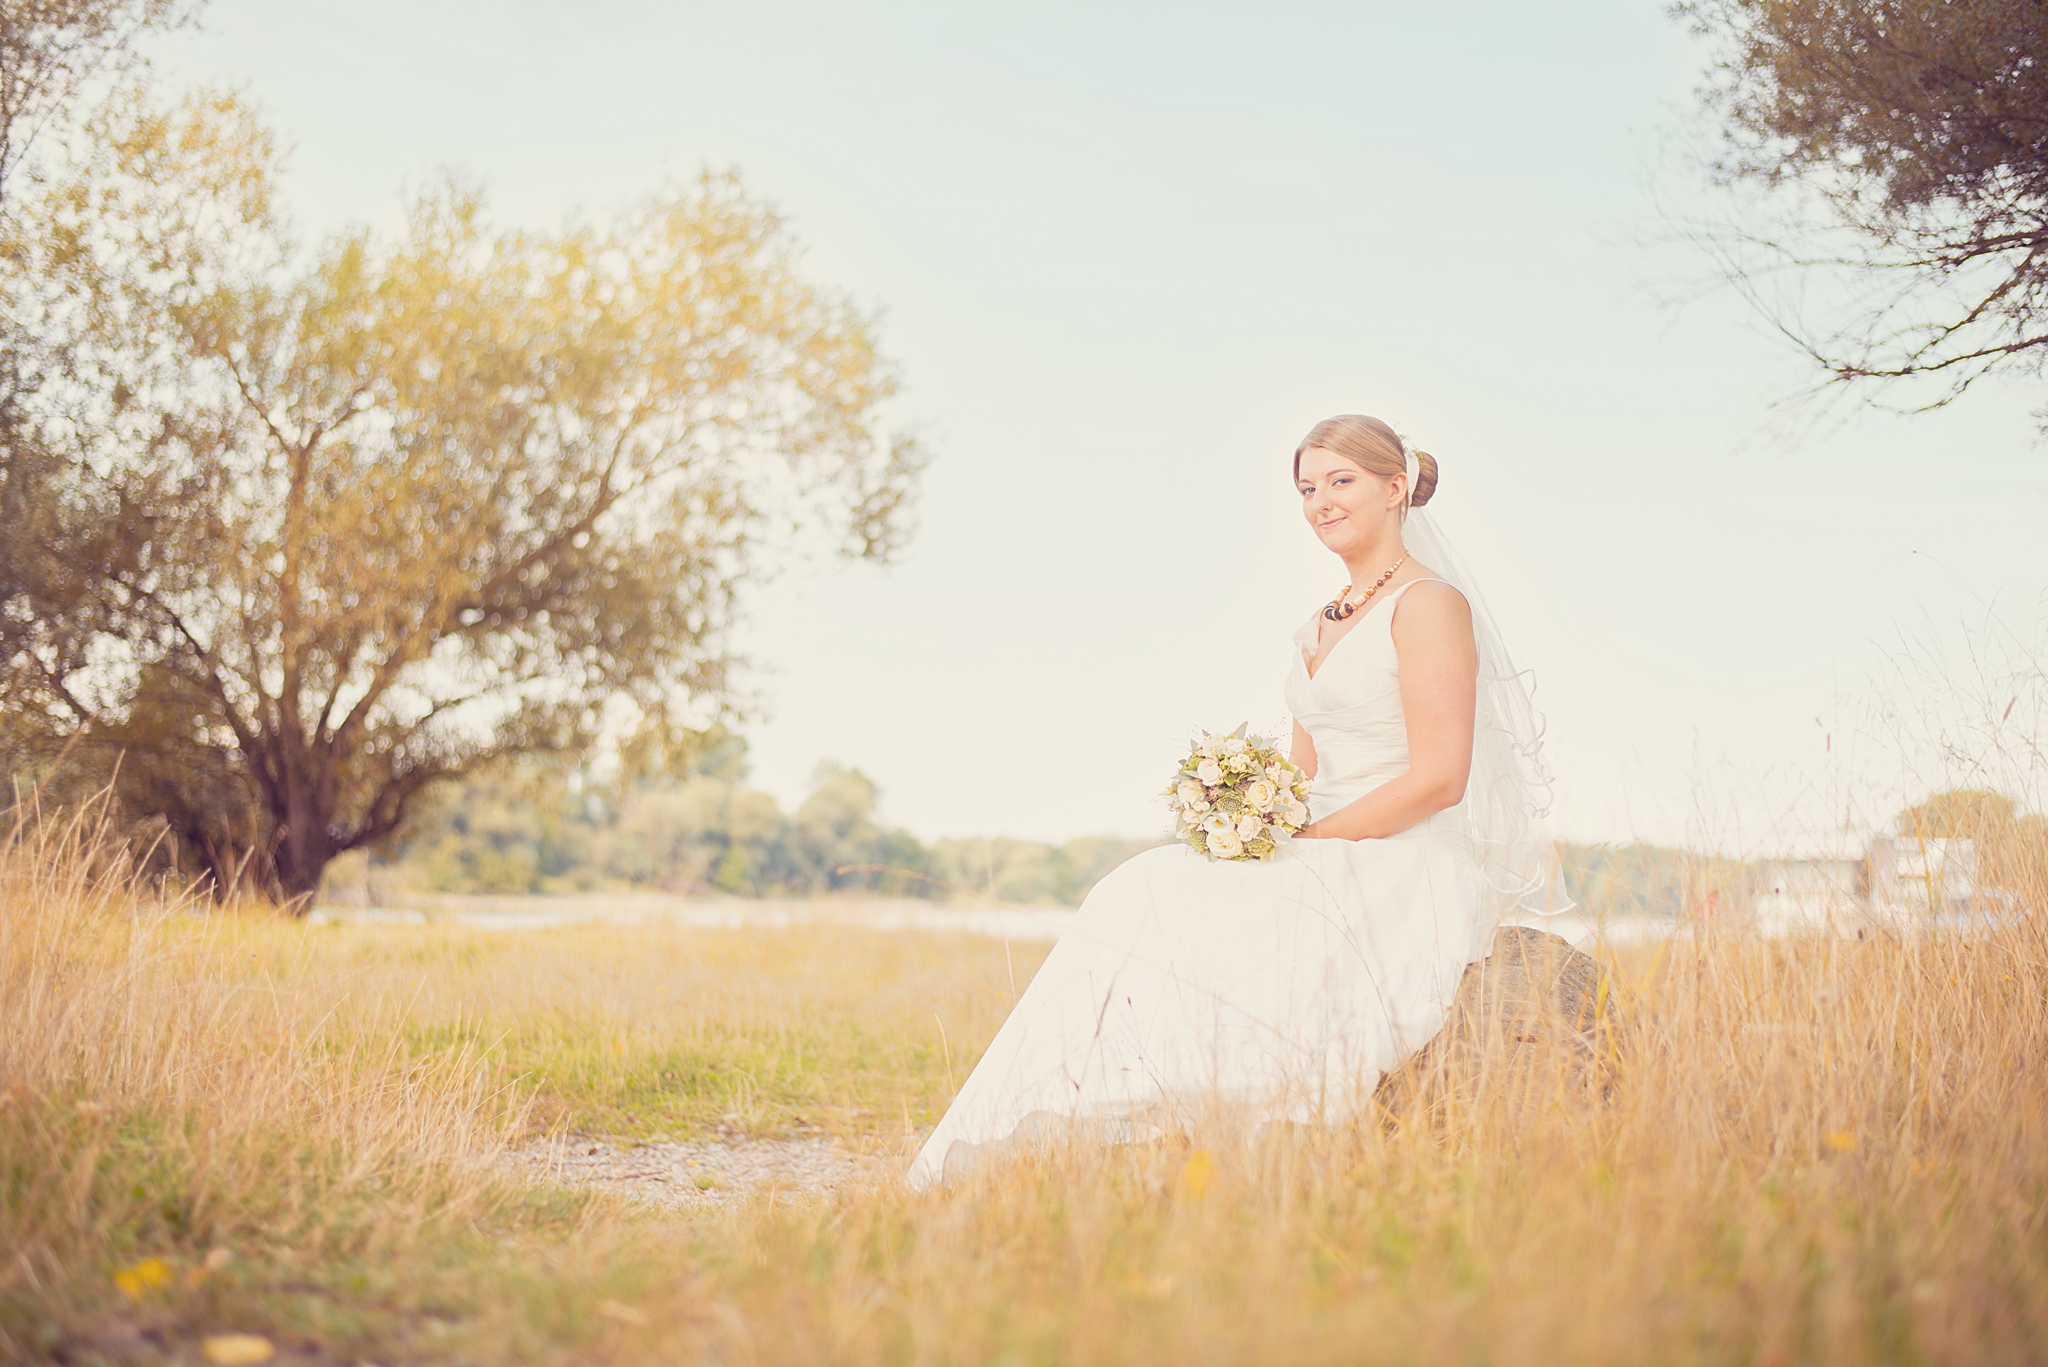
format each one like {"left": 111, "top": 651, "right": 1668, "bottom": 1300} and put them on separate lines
{"left": 1397, "top": 481, "right": 1573, "bottom": 923}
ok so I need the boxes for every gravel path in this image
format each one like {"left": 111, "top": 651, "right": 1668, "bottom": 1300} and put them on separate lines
{"left": 504, "top": 1133, "right": 897, "bottom": 1210}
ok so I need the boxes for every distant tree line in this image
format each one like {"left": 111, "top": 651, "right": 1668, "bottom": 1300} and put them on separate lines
{"left": 340, "top": 759, "right": 2045, "bottom": 914}
{"left": 359, "top": 734, "right": 1159, "bottom": 906}
{"left": 1558, "top": 789, "right": 2048, "bottom": 922}
{"left": 1556, "top": 840, "right": 1715, "bottom": 921}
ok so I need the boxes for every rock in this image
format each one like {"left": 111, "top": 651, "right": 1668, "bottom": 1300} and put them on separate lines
{"left": 1375, "top": 925, "right": 1617, "bottom": 1117}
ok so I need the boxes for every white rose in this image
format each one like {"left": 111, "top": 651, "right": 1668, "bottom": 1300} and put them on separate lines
{"left": 1244, "top": 779, "right": 1277, "bottom": 811}
{"left": 1177, "top": 779, "right": 1205, "bottom": 805}
{"left": 1286, "top": 799, "right": 1310, "bottom": 826}
{"left": 1209, "top": 827, "right": 1244, "bottom": 859}
{"left": 1222, "top": 737, "right": 1249, "bottom": 756}
{"left": 1198, "top": 739, "right": 1220, "bottom": 760}
{"left": 1196, "top": 758, "right": 1222, "bottom": 785}
{"left": 1236, "top": 812, "right": 1261, "bottom": 839}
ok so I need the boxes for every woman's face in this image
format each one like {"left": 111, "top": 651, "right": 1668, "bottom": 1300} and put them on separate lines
{"left": 1296, "top": 446, "right": 1398, "bottom": 556}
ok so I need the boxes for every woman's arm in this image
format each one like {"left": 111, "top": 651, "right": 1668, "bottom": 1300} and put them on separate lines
{"left": 1297, "top": 582, "right": 1477, "bottom": 841}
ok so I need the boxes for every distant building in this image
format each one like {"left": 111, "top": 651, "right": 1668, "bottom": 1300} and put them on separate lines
{"left": 1739, "top": 834, "right": 2024, "bottom": 939}
{"left": 1749, "top": 857, "right": 1864, "bottom": 938}
{"left": 1864, "top": 835, "right": 2019, "bottom": 931}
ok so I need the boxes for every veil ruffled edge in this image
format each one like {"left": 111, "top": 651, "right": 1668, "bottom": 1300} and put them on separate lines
{"left": 1400, "top": 507, "right": 1575, "bottom": 923}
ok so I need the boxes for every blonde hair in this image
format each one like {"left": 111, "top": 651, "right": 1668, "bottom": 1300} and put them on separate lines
{"left": 1292, "top": 414, "right": 1439, "bottom": 508}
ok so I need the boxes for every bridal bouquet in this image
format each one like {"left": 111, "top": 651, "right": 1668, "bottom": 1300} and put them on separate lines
{"left": 1164, "top": 726, "right": 1313, "bottom": 861}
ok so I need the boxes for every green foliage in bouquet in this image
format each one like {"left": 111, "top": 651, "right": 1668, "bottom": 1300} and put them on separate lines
{"left": 1163, "top": 724, "right": 1313, "bottom": 862}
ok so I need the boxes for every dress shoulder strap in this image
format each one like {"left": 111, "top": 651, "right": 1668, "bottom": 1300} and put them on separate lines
{"left": 1384, "top": 575, "right": 1457, "bottom": 602}
{"left": 1381, "top": 576, "right": 1465, "bottom": 625}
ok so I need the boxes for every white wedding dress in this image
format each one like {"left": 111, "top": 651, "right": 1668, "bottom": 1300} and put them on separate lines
{"left": 907, "top": 577, "right": 1504, "bottom": 1188}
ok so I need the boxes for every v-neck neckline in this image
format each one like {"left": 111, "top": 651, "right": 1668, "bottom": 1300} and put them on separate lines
{"left": 1302, "top": 586, "right": 1404, "bottom": 682}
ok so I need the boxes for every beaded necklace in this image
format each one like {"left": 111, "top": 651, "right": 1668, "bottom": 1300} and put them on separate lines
{"left": 1322, "top": 553, "right": 1409, "bottom": 622}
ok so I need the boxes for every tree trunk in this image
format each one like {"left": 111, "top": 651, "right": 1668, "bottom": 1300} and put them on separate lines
{"left": 272, "top": 845, "right": 330, "bottom": 911}
{"left": 270, "top": 752, "right": 336, "bottom": 912}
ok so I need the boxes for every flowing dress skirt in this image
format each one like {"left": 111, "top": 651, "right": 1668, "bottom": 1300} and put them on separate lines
{"left": 906, "top": 809, "right": 1485, "bottom": 1187}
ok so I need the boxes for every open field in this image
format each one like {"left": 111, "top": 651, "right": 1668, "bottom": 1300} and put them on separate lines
{"left": 5, "top": 810, "right": 2048, "bottom": 1366}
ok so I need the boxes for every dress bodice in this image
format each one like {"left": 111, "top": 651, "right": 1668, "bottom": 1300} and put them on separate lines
{"left": 1283, "top": 578, "right": 1461, "bottom": 826}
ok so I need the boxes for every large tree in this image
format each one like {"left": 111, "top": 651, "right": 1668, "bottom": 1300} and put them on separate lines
{"left": 1682, "top": 0, "right": 2048, "bottom": 409}
{"left": 0, "top": 0, "right": 192, "bottom": 210}
{"left": 0, "top": 90, "right": 922, "bottom": 903}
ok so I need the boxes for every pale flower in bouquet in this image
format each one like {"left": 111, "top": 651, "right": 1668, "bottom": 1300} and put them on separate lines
{"left": 1162, "top": 724, "right": 1313, "bottom": 861}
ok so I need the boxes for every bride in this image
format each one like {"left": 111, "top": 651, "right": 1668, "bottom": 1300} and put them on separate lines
{"left": 906, "top": 415, "right": 1559, "bottom": 1188}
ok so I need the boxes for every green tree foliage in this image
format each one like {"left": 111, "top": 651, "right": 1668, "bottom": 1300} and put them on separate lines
{"left": 923, "top": 835, "right": 1159, "bottom": 907}
{"left": 1682, "top": 0, "right": 2048, "bottom": 407}
{"left": 0, "top": 87, "right": 923, "bottom": 904}
{"left": 380, "top": 745, "right": 1158, "bottom": 905}
{"left": 1556, "top": 841, "right": 1693, "bottom": 920}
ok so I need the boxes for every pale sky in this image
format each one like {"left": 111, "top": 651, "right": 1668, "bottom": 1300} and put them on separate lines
{"left": 155, "top": 1, "right": 2048, "bottom": 853}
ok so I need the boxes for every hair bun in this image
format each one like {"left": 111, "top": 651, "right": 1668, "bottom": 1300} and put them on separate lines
{"left": 1410, "top": 450, "right": 1440, "bottom": 507}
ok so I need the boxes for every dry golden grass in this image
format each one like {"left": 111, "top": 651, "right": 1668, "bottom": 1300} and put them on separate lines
{"left": 4, "top": 799, "right": 2047, "bottom": 1365}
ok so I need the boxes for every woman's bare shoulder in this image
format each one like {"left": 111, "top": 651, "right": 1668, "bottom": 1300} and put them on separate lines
{"left": 1389, "top": 573, "right": 1474, "bottom": 641}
